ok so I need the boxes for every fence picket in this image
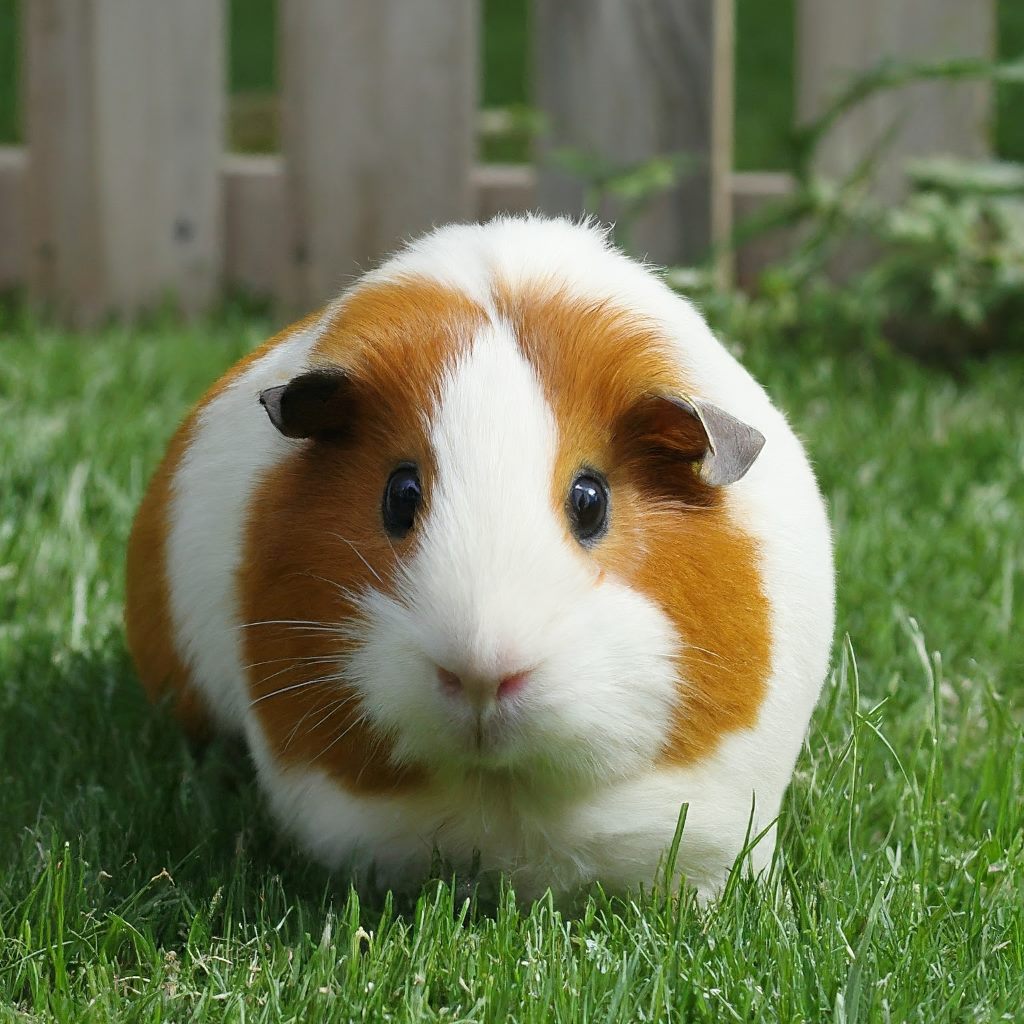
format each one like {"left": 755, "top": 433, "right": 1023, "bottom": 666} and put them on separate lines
{"left": 534, "top": 0, "right": 733, "bottom": 273}
{"left": 25, "top": 0, "right": 223, "bottom": 325}
{"left": 796, "top": 0, "right": 995, "bottom": 202}
{"left": 280, "top": 0, "right": 477, "bottom": 310}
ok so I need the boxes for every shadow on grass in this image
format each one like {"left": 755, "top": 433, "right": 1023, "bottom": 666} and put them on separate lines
{"left": 1, "top": 637, "right": 363, "bottom": 922}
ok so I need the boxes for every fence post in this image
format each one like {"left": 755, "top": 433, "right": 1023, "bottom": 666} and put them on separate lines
{"left": 25, "top": 1, "right": 224, "bottom": 326}
{"left": 796, "top": 0, "right": 995, "bottom": 203}
{"left": 534, "top": 0, "right": 733, "bottom": 275}
{"left": 280, "top": 1, "right": 477, "bottom": 310}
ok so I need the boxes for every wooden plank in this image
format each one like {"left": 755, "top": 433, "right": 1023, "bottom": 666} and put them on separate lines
{"left": 0, "top": 147, "right": 27, "bottom": 290}
{"left": 223, "top": 155, "right": 288, "bottom": 298}
{"left": 280, "top": 0, "right": 477, "bottom": 309}
{"left": 25, "top": 0, "right": 223, "bottom": 325}
{"left": 796, "top": 0, "right": 995, "bottom": 203}
{"left": 534, "top": 0, "right": 733, "bottom": 271}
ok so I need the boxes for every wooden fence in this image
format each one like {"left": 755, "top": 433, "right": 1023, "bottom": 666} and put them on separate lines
{"left": 0, "top": 0, "right": 996, "bottom": 325}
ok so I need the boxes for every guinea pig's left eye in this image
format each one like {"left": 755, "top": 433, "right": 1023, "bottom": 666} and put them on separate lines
{"left": 382, "top": 465, "right": 422, "bottom": 538}
{"left": 567, "top": 473, "right": 609, "bottom": 544}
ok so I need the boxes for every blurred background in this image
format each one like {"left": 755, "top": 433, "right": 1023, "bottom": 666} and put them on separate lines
{"left": 1, "top": 0, "right": 1022, "bottom": 354}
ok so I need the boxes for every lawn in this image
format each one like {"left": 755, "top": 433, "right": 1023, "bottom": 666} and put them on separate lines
{"left": 1, "top": 297, "right": 1022, "bottom": 1020}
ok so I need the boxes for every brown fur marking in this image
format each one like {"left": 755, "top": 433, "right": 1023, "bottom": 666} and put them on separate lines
{"left": 125, "top": 414, "right": 209, "bottom": 734}
{"left": 241, "top": 280, "right": 484, "bottom": 792}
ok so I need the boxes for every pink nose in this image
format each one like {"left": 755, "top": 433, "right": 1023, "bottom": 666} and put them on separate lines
{"left": 437, "top": 665, "right": 530, "bottom": 708}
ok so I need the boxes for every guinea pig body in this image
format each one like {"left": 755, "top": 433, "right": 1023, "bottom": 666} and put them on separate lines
{"left": 126, "top": 216, "right": 834, "bottom": 902}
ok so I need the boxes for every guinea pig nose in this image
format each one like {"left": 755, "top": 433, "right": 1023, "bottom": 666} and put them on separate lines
{"left": 435, "top": 665, "right": 530, "bottom": 707}
{"left": 496, "top": 670, "right": 530, "bottom": 699}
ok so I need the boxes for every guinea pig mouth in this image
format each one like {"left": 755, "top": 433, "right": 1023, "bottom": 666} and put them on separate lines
{"left": 464, "top": 715, "right": 506, "bottom": 759}
{"left": 441, "top": 708, "right": 521, "bottom": 769}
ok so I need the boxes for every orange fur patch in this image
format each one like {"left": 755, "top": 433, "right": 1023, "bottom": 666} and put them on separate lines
{"left": 125, "top": 414, "right": 209, "bottom": 735}
{"left": 125, "top": 312, "right": 323, "bottom": 734}
{"left": 497, "top": 286, "right": 772, "bottom": 764}
{"left": 240, "top": 280, "right": 484, "bottom": 792}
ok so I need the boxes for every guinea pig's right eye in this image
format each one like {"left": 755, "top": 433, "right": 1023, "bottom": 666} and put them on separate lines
{"left": 567, "top": 472, "right": 610, "bottom": 544}
{"left": 382, "top": 465, "right": 422, "bottom": 538}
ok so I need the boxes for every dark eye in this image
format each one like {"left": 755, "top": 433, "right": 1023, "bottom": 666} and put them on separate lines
{"left": 567, "top": 473, "right": 609, "bottom": 543}
{"left": 382, "top": 465, "right": 422, "bottom": 537}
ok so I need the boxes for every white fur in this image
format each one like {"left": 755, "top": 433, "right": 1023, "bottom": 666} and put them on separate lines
{"left": 247, "top": 723, "right": 767, "bottom": 903}
{"left": 165, "top": 216, "right": 835, "bottom": 901}
{"left": 166, "top": 316, "right": 328, "bottom": 732}
{"left": 345, "top": 321, "right": 680, "bottom": 787}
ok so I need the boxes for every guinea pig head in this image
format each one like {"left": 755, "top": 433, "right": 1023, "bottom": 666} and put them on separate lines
{"left": 245, "top": 281, "right": 768, "bottom": 793}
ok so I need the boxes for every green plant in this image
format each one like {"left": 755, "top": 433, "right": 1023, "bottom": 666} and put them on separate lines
{"left": 865, "top": 160, "right": 1024, "bottom": 359}
{"left": 549, "top": 148, "right": 694, "bottom": 253}
{"left": 721, "top": 55, "right": 1024, "bottom": 364}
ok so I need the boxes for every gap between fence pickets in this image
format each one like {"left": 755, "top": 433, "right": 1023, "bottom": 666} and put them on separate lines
{"left": 0, "top": 146, "right": 794, "bottom": 297}
{"left": 0, "top": 148, "right": 26, "bottom": 290}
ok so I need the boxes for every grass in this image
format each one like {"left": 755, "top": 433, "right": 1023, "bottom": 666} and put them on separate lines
{"left": 1, "top": 297, "right": 1022, "bottom": 1021}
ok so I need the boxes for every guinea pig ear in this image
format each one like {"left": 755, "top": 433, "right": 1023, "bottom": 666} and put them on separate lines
{"left": 259, "top": 369, "right": 354, "bottom": 441}
{"left": 632, "top": 394, "right": 766, "bottom": 486}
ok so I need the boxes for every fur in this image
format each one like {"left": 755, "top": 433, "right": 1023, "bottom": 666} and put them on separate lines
{"left": 125, "top": 216, "right": 835, "bottom": 901}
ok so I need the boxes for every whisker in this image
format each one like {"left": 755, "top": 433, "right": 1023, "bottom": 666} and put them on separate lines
{"left": 245, "top": 655, "right": 342, "bottom": 679}
{"left": 680, "top": 654, "right": 733, "bottom": 673}
{"left": 252, "top": 651, "right": 341, "bottom": 682}
{"left": 244, "top": 653, "right": 343, "bottom": 673}
{"left": 249, "top": 671, "right": 347, "bottom": 707}
{"left": 249, "top": 679, "right": 329, "bottom": 707}
{"left": 683, "top": 643, "right": 723, "bottom": 661}
{"left": 283, "top": 703, "right": 322, "bottom": 749}
{"left": 354, "top": 727, "right": 395, "bottom": 785}
{"left": 237, "top": 618, "right": 338, "bottom": 631}
{"left": 313, "top": 710, "right": 371, "bottom": 763}
{"left": 330, "top": 532, "right": 385, "bottom": 586}
{"left": 284, "top": 690, "right": 362, "bottom": 749}
{"left": 306, "top": 691, "right": 362, "bottom": 736}
{"left": 294, "top": 573, "right": 383, "bottom": 621}
{"left": 645, "top": 648, "right": 739, "bottom": 673}
{"left": 303, "top": 571, "right": 355, "bottom": 597}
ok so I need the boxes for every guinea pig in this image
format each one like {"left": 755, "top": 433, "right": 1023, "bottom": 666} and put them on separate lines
{"left": 125, "top": 215, "right": 834, "bottom": 903}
